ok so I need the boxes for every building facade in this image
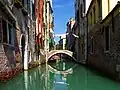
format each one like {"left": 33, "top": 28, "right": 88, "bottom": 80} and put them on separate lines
{"left": 74, "top": 0, "right": 92, "bottom": 64}
{"left": 0, "top": 0, "right": 33, "bottom": 79}
{"left": 87, "top": 0, "right": 120, "bottom": 79}
{"left": 0, "top": 0, "right": 54, "bottom": 80}
{"left": 0, "top": 0, "right": 20, "bottom": 79}
{"left": 0, "top": 0, "right": 39, "bottom": 78}
{"left": 35, "top": 0, "right": 44, "bottom": 60}
{"left": 45, "top": 0, "right": 54, "bottom": 52}
{"left": 59, "top": 35, "right": 66, "bottom": 50}
{"left": 73, "top": 0, "right": 120, "bottom": 79}
{"left": 66, "top": 18, "right": 75, "bottom": 51}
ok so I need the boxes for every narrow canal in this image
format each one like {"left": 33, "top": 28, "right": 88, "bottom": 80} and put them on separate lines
{"left": 0, "top": 60, "right": 120, "bottom": 90}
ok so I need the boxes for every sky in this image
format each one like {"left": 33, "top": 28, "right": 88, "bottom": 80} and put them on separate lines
{"left": 52, "top": 0, "right": 75, "bottom": 42}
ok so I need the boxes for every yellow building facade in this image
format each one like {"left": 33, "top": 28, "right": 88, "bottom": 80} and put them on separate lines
{"left": 102, "top": 0, "right": 119, "bottom": 19}
{"left": 87, "top": 0, "right": 119, "bottom": 30}
{"left": 87, "top": 0, "right": 101, "bottom": 31}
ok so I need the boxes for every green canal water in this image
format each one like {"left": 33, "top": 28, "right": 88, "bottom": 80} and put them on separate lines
{"left": 0, "top": 60, "right": 120, "bottom": 90}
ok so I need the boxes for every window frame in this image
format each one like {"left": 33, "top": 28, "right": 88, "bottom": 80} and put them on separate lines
{"left": 90, "top": 12, "right": 92, "bottom": 25}
{"left": 90, "top": 36, "right": 94, "bottom": 54}
{"left": 0, "top": 18, "right": 3, "bottom": 43}
{"left": 93, "top": 6, "right": 96, "bottom": 24}
{"left": 104, "top": 26, "right": 110, "bottom": 52}
{"left": 0, "top": 17, "right": 15, "bottom": 46}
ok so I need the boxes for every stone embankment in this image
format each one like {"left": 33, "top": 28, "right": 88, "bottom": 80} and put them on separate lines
{"left": 0, "top": 44, "right": 21, "bottom": 82}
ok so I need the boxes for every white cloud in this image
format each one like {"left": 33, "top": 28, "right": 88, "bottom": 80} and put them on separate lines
{"left": 54, "top": 5, "right": 64, "bottom": 8}
{"left": 53, "top": 1, "right": 74, "bottom": 9}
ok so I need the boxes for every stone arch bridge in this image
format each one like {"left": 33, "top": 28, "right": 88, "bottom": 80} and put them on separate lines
{"left": 40, "top": 50, "right": 76, "bottom": 63}
{"left": 46, "top": 50, "right": 76, "bottom": 62}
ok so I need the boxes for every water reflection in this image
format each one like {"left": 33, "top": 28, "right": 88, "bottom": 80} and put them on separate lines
{"left": 0, "top": 60, "right": 120, "bottom": 90}
{"left": 24, "top": 71, "right": 28, "bottom": 90}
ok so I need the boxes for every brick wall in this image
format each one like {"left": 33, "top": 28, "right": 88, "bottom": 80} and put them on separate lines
{"left": 87, "top": 13, "right": 120, "bottom": 78}
{"left": 0, "top": 44, "right": 12, "bottom": 75}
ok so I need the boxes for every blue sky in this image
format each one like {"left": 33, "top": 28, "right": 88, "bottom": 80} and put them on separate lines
{"left": 52, "top": 0, "right": 75, "bottom": 42}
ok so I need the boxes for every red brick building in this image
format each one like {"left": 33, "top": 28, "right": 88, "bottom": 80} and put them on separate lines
{"left": 35, "top": 0, "right": 44, "bottom": 50}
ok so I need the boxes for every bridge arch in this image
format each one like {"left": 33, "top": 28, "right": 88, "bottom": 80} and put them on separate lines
{"left": 48, "top": 65, "right": 73, "bottom": 75}
{"left": 48, "top": 64, "right": 78, "bottom": 75}
{"left": 47, "top": 50, "right": 76, "bottom": 62}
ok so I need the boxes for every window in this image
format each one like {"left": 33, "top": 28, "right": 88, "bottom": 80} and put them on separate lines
{"left": 0, "top": 19, "right": 2, "bottom": 43}
{"left": 1, "top": 18, "right": 15, "bottom": 46}
{"left": 77, "top": 10, "right": 79, "bottom": 23}
{"left": 8, "top": 24, "right": 14, "bottom": 46}
{"left": 93, "top": 6, "right": 96, "bottom": 24}
{"left": 2, "top": 19, "right": 8, "bottom": 43}
{"left": 97, "top": 0, "right": 101, "bottom": 18}
{"left": 9, "top": 24, "right": 12, "bottom": 44}
{"left": 83, "top": 0, "right": 85, "bottom": 12}
{"left": 27, "top": 0, "right": 30, "bottom": 13}
{"left": 91, "top": 37, "right": 94, "bottom": 53}
{"left": 90, "top": 12, "right": 92, "bottom": 25}
{"left": 105, "top": 26, "right": 110, "bottom": 51}
{"left": 81, "top": 43, "right": 84, "bottom": 54}
{"left": 22, "top": 0, "right": 25, "bottom": 6}
{"left": 108, "top": 0, "right": 110, "bottom": 12}
{"left": 80, "top": 4, "right": 83, "bottom": 17}
{"left": 32, "top": 3, "right": 35, "bottom": 20}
